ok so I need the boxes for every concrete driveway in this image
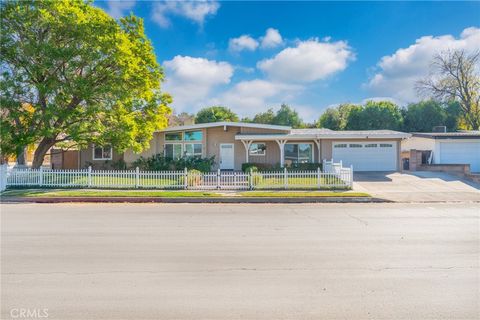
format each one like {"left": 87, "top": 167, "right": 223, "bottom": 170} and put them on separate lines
{"left": 353, "top": 171, "right": 480, "bottom": 202}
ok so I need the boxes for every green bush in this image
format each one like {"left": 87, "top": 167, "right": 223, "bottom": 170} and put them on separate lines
{"left": 132, "top": 154, "right": 215, "bottom": 172}
{"left": 187, "top": 169, "right": 202, "bottom": 187}
{"left": 242, "top": 162, "right": 322, "bottom": 172}
{"left": 249, "top": 171, "right": 263, "bottom": 186}
{"left": 287, "top": 163, "right": 322, "bottom": 171}
{"left": 242, "top": 163, "right": 276, "bottom": 172}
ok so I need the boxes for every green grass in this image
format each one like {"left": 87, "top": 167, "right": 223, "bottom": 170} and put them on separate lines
{"left": 1, "top": 189, "right": 218, "bottom": 198}
{"left": 239, "top": 191, "right": 370, "bottom": 197}
{"left": 1, "top": 189, "right": 369, "bottom": 198}
{"left": 254, "top": 176, "right": 348, "bottom": 189}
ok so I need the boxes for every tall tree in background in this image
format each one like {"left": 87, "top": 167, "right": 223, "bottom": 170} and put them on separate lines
{"left": 272, "top": 104, "right": 304, "bottom": 128}
{"left": 402, "top": 100, "right": 447, "bottom": 132}
{"left": 168, "top": 112, "right": 195, "bottom": 127}
{"left": 252, "top": 108, "right": 275, "bottom": 124}
{"left": 417, "top": 49, "right": 480, "bottom": 130}
{"left": 195, "top": 106, "right": 239, "bottom": 124}
{"left": 317, "top": 104, "right": 358, "bottom": 130}
{"left": 346, "top": 101, "right": 402, "bottom": 130}
{"left": 1, "top": 0, "right": 171, "bottom": 167}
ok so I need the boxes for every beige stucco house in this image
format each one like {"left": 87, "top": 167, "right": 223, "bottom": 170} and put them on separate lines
{"left": 116, "top": 122, "right": 410, "bottom": 172}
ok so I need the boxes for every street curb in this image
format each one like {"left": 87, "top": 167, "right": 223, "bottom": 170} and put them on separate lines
{"left": 0, "top": 196, "right": 389, "bottom": 204}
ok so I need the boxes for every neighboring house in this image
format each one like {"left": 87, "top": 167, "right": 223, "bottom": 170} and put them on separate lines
{"left": 402, "top": 131, "right": 480, "bottom": 173}
{"left": 117, "top": 122, "right": 410, "bottom": 172}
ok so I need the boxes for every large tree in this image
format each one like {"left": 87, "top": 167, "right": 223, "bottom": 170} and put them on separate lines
{"left": 272, "top": 104, "right": 304, "bottom": 128}
{"left": 195, "top": 106, "right": 239, "bottom": 124}
{"left": 1, "top": 0, "right": 171, "bottom": 167}
{"left": 168, "top": 111, "right": 195, "bottom": 127}
{"left": 252, "top": 108, "right": 275, "bottom": 124}
{"left": 345, "top": 101, "right": 403, "bottom": 130}
{"left": 402, "top": 100, "right": 447, "bottom": 132}
{"left": 417, "top": 49, "right": 480, "bottom": 130}
{"left": 317, "top": 103, "right": 358, "bottom": 130}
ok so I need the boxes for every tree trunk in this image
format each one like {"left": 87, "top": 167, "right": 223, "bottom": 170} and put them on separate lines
{"left": 31, "top": 137, "right": 56, "bottom": 169}
{"left": 16, "top": 146, "right": 26, "bottom": 166}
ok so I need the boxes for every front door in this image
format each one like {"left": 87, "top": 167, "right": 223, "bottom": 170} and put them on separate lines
{"left": 219, "top": 143, "right": 234, "bottom": 170}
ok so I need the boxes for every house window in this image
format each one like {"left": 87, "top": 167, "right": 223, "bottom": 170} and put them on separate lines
{"left": 165, "top": 143, "right": 182, "bottom": 159}
{"left": 165, "top": 132, "right": 182, "bottom": 141}
{"left": 184, "top": 130, "right": 203, "bottom": 141}
{"left": 349, "top": 144, "right": 362, "bottom": 148}
{"left": 380, "top": 143, "right": 393, "bottom": 148}
{"left": 249, "top": 143, "right": 266, "bottom": 156}
{"left": 185, "top": 143, "right": 202, "bottom": 157}
{"left": 284, "top": 143, "right": 312, "bottom": 164}
{"left": 365, "top": 143, "right": 377, "bottom": 148}
{"left": 93, "top": 145, "right": 112, "bottom": 160}
{"left": 334, "top": 144, "right": 347, "bottom": 148}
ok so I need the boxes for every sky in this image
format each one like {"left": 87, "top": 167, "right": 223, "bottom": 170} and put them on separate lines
{"left": 95, "top": 1, "right": 480, "bottom": 122}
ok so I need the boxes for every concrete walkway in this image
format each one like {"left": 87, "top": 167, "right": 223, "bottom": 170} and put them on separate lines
{"left": 354, "top": 171, "right": 480, "bottom": 202}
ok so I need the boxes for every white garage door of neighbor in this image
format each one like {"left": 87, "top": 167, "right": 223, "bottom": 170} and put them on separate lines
{"left": 332, "top": 141, "right": 397, "bottom": 171}
{"left": 439, "top": 141, "right": 480, "bottom": 173}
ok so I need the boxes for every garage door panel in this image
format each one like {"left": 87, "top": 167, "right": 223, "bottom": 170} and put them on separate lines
{"left": 332, "top": 141, "right": 397, "bottom": 171}
{"left": 439, "top": 141, "right": 480, "bottom": 172}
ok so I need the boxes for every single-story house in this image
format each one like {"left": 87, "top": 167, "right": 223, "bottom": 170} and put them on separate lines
{"left": 115, "top": 122, "right": 408, "bottom": 172}
{"left": 402, "top": 131, "right": 480, "bottom": 173}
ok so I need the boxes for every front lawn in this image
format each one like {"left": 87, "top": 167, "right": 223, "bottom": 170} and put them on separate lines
{"left": 1, "top": 189, "right": 370, "bottom": 198}
{"left": 239, "top": 191, "right": 370, "bottom": 197}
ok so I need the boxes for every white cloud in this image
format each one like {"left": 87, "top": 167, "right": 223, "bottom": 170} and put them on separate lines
{"left": 210, "top": 79, "right": 303, "bottom": 116}
{"left": 228, "top": 35, "right": 259, "bottom": 52}
{"left": 257, "top": 38, "right": 355, "bottom": 83}
{"left": 163, "top": 56, "right": 234, "bottom": 112}
{"left": 106, "top": 0, "right": 136, "bottom": 19}
{"left": 152, "top": 1, "right": 220, "bottom": 28}
{"left": 366, "top": 27, "right": 480, "bottom": 102}
{"left": 260, "top": 28, "right": 283, "bottom": 49}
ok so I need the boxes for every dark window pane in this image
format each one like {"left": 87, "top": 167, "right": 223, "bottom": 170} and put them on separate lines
{"left": 165, "top": 132, "right": 182, "bottom": 141}
{"left": 185, "top": 131, "right": 203, "bottom": 141}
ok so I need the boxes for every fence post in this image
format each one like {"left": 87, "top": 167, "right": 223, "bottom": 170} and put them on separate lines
{"left": 217, "top": 168, "right": 221, "bottom": 189}
{"left": 350, "top": 165, "right": 353, "bottom": 188}
{"left": 39, "top": 166, "right": 44, "bottom": 187}
{"left": 184, "top": 167, "right": 188, "bottom": 189}
{"left": 284, "top": 167, "right": 288, "bottom": 190}
{"left": 88, "top": 166, "right": 92, "bottom": 188}
{"left": 317, "top": 166, "right": 321, "bottom": 189}
{"left": 249, "top": 170, "right": 253, "bottom": 190}
{"left": 135, "top": 167, "right": 140, "bottom": 189}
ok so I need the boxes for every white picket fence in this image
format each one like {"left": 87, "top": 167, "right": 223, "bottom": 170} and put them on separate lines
{"left": 0, "top": 164, "right": 353, "bottom": 191}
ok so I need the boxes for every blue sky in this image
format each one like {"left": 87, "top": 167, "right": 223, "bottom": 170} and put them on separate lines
{"left": 96, "top": 1, "right": 480, "bottom": 121}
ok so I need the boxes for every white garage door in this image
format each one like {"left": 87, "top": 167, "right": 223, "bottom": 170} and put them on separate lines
{"left": 332, "top": 141, "right": 397, "bottom": 171}
{"left": 439, "top": 141, "right": 480, "bottom": 173}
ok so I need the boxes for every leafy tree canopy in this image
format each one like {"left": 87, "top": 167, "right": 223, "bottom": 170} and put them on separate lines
{"left": 272, "top": 104, "right": 304, "bottom": 128}
{"left": 0, "top": 0, "right": 171, "bottom": 167}
{"left": 252, "top": 108, "right": 275, "bottom": 125}
{"left": 345, "top": 101, "right": 403, "bottom": 130}
{"left": 402, "top": 100, "right": 448, "bottom": 132}
{"left": 317, "top": 103, "right": 358, "bottom": 130}
{"left": 195, "top": 106, "right": 239, "bottom": 124}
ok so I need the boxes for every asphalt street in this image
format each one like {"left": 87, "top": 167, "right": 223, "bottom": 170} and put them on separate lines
{"left": 1, "top": 203, "right": 479, "bottom": 319}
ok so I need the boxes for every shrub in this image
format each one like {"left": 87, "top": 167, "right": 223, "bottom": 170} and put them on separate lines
{"left": 110, "top": 159, "right": 127, "bottom": 170}
{"left": 187, "top": 169, "right": 202, "bottom": 187}
{"left": 248, "top": 170, "right": 263, "bottom": 186}
{"left": 242, "top": 162, "right": 275, "bottom": 172}
{"left": 287, "top": 163, "right": 322, "bottom": 171}
{"left": 132, "top": 154, "right": 215, "bottom": 172}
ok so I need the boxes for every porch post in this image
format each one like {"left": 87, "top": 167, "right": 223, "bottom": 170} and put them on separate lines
{"left": 275, "top": 139, "right": 287, "bottom": 167}
{"left": 241, "top": 140, "right": 253, "bottom": 163}
{"left": 314, "top": 139, "right": 321, "bottom": 163}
